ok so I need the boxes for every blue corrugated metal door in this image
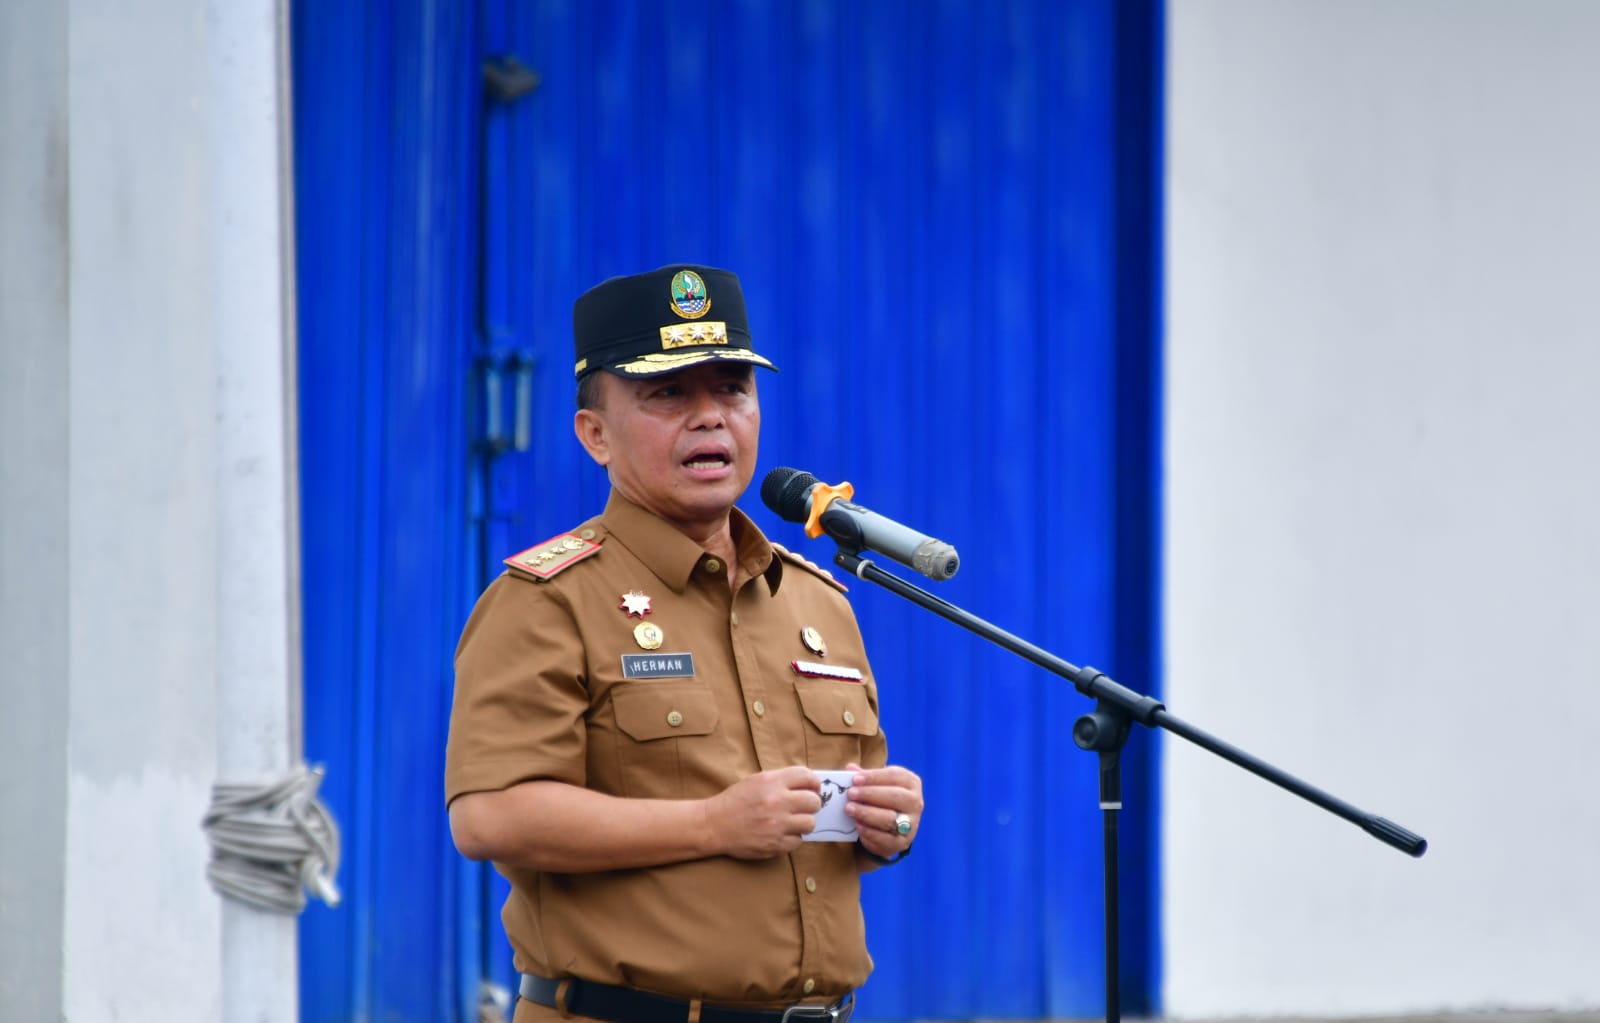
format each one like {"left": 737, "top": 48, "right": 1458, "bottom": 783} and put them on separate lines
{"left": 293, "top": 2, "right": 482, "bottom": 1021}
{"left": 293, "top": 1, "right": 1161, "bottom": 1020}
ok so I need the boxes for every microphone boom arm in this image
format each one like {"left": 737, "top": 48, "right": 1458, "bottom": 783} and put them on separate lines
{"left": 832, "top": 550, "right": 1428, "bottom": 858}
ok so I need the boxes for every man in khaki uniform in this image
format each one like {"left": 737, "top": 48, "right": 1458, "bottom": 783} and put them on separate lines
{"left": 446, "top": 265, "right": 923, "bottom": 1023}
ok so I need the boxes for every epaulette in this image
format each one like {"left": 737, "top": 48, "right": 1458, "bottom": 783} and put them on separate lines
{"left": 772, "top": 543, "right": 848, "bottom": 593}
{"left": 505, "top": 532, "right": 602, "bottom": 581}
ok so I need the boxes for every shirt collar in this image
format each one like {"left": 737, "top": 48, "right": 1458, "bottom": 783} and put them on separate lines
{"left": 601, "top": 489, "right": 783, "bottom": 595}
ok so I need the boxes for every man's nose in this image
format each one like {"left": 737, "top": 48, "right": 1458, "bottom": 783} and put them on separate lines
{"left": 686, "top": 387, "right": 725, "bottom": 427}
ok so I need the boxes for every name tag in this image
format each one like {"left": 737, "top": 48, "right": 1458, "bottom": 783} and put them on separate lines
{"left": 621, "top": 653, "right": 697, "bottom": 679}
{"left": 791, "top": 660, "right": 864, "bottom": 682}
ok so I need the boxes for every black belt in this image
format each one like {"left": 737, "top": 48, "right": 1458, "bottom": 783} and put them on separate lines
{"left": 518, "top": 973, "right": 853, "bottom": 1023}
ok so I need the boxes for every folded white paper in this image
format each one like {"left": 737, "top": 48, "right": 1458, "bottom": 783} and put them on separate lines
{"left": 804, "top": 769, "right": 859, "bottom": 842}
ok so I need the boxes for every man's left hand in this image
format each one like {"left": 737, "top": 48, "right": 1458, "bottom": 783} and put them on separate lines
{"left": 844, "top": 762, "right": 923, "bottom": 861}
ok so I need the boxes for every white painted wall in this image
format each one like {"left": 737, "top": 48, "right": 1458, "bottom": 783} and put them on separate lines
{"left": 0, "top": 2, "right": 70, "bottom": 1018}
{"left": 1165, "top": 0, "right": 1600, "bottom": 1016}
{"left": 0, "top": 0, "right": 298, "bottom": 1020}
{"left": 208, "top": 0, "right": 303, "bottom": 1015}
{"left": 61, "top": 1, "right": 225, "bottom": 1014}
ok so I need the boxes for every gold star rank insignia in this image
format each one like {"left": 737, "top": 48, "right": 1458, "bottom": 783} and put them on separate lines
{"left": 504, "top": 532, "right": 601, "bottom": 581}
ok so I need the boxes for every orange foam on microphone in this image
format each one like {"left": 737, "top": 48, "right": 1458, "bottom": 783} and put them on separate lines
{"left": 803, "top": 480, "right": 855, "bottom": 538}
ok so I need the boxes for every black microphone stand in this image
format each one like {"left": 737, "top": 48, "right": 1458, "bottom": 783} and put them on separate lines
{"left": 830, "top": 550, "right": 1427, "bottom": 1023}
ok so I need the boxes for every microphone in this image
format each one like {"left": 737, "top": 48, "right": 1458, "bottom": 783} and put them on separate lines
{"left": 760, "top": 467, "right": 960, "bottom": 581}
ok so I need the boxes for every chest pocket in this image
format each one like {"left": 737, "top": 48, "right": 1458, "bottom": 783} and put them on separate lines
{"left": 794, "top": 679, "right": 878, "bottom": 768}
{"left": 610, "top": 682, "right": 721, "bottom": 797}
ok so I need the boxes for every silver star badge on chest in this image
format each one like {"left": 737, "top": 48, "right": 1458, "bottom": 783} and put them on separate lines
{"left": 619, "top": 590, "right": 653, "bottom": 618}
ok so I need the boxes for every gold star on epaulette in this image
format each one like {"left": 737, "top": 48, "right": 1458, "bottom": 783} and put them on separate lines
{"left": 505, "top": 533, "right": 601, "bottom": 581}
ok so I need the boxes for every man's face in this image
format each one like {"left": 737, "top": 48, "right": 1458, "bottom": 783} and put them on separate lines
{"left": 574, "top": 363, "right": 761, "bottom": 538}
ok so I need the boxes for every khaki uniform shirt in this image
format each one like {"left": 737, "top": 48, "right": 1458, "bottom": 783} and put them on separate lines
{"left": 445, "top": 490, "right": 888, "bottom": 1007}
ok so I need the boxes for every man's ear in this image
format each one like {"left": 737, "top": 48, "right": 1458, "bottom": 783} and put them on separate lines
{"left": 573, "top": 407, "right": 610, "bottom": 466}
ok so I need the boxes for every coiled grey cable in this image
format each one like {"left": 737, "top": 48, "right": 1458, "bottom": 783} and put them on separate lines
{"left": 203, "top": 763, "right": 341, "bottom": 913}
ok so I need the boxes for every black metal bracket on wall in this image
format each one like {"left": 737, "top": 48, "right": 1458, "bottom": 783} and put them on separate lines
{"left": 473, "top": 351, "right": 536, "bottom": 456}
{"left": 473, "top": 52, "right": 540, "bottom": 459}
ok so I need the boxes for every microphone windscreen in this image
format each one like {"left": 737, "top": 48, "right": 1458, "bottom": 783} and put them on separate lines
{"left": 760, "top": 466, "right": 820, "bottom": 523}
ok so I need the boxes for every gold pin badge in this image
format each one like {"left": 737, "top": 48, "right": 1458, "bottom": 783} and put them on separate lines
{"left": 801, "top": 626, "right": 827, "bottom": 656}
{"left": 619, "top": 590, "right": 653, "bottom": 618}
{"left": 634, "top": 621, "right": 664, "bottom": 650}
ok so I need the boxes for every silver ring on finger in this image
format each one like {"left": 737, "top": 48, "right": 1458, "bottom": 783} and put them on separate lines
{"left": 894, "top": 812, "right": 913, "bottom": 836}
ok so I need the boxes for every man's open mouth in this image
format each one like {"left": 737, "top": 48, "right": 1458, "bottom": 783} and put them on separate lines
{"left": 683, "top": 453, "right": 730, "bottom": 471}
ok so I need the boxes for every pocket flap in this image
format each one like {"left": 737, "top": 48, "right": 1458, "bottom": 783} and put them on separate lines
{"left": 613, "top": 683, "right": 719, "bottom": 742}
{"left": 795, "top": 679, "right": 878, "bottom": 736}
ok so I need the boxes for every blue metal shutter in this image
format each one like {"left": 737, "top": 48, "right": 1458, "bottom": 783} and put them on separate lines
{"left": 293, "top": 2, "right": 1161, "bottom": 1019}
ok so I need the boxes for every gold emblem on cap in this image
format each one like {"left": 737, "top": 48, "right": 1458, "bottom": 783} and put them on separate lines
{"left": 801, "top": 626, "right": 827, "bottom": 656}
{"left": 634, "top": 621, "right": 664, "bottom": 650}
{"left": 669, "top": 269, "right": 712, "bottom": 320}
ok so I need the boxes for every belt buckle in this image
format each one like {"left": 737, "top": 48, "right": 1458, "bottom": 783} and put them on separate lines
{"left": 781, "top": 992, "right": 853, "bottom": 1023}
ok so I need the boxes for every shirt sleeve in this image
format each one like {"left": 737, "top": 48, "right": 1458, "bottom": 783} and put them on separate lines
{"left": 444, "top": 574, "right": 590, "bottom": 804}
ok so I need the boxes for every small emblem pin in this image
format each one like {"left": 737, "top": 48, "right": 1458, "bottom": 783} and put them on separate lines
{"left": 801, "top": 626, "right": 827, "bottom": 656}
{"left": 634, "top": 621, "right": 664, "bottom": 650}
{"left": 619, "top": 590, "right": 653, "bottom": 618}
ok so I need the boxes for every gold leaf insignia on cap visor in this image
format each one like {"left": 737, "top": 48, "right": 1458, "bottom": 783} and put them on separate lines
{"left": 612, "top": 348, "right": 776, "bottom": 375}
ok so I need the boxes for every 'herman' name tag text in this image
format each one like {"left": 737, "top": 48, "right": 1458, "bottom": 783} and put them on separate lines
{"left": 620, "top": 653, "right": 697, "bottom": 679}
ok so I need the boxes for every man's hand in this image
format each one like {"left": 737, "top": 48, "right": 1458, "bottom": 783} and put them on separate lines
{"left": 705, "top": 766, "right": 823, "bottom": 860}
{"left": 844, "top": 762, "right": 923, "bottom": 863}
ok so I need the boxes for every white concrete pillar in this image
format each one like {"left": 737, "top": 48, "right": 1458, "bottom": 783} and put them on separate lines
{"left": 0, "top": 0, "right": 71, "bottom": 1015}
{"left": 1, "top": 0, "right": 301, "bottom": 1020}
{"left": 209, "top": 0, "right": 301, "bottom": 1018}
{"left": 61, "top": 0, "right": 224, "bottom": 1017}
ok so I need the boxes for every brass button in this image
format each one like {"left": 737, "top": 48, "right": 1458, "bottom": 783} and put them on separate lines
{"left": 666, "top": 710, "right": 684, "bottom": 727}
{"left": 753, "top": 700, "right": 766, "bottom": 717}
{"left": 802, "top": 979, "right": 815, "bottom": 995}
{"left": 842, "top": 709, "right": 856, "bottom": 727}
{"left": 703, "top": 557, "right": 723, "bottom": 574}
{"left": 579, "top": 528, "right": 596, "bottom": 540}
{"left": 804, "top": 876, "right": 817, "bottom": 893}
